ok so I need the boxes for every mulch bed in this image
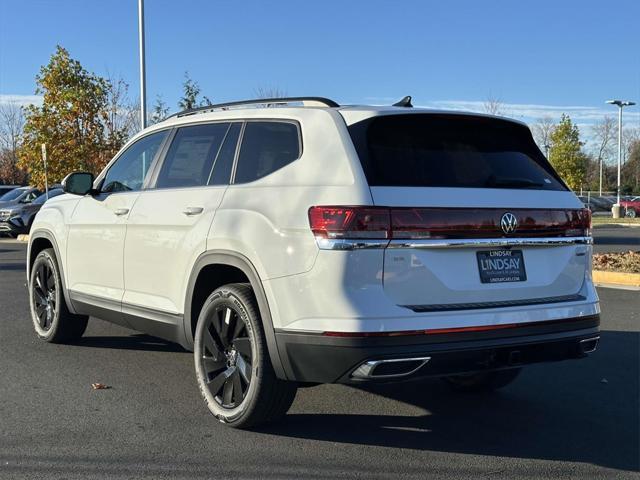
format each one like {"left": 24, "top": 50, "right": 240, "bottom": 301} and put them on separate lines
{"left": 593, "top": 251, "right": 640, "bottom": 274}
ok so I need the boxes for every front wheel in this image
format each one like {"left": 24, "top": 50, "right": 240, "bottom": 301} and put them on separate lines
{"left": 444, "top": 368, "right": 522, "bottom": 392}
{"left": 194, "top": 283, "right": 297, "bottom": 428}
{"left": 625, "top": 208, "right": 637, "bottom": 218}
{"left": 29, "top": 248, "right": 89, "bottom": 343}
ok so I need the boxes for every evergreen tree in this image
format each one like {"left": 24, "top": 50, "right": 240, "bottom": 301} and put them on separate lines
{"left": 548, "top": 114, "right": 587, "bottom": 190}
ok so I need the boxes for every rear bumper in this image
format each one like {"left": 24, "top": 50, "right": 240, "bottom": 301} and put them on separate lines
{"left": 274, "top": 314, "right": 600, "bottom": 383}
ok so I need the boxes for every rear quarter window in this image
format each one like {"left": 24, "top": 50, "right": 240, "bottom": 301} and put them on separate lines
{"left": 234, "top": 121, "right": 301, "bottom": 184}
{"left": 348, "top": 114, "right": 566, "bottom": 191}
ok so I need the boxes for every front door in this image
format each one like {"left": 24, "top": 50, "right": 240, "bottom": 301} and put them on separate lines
{"left": 66, "top": 130, "right": 170, "bottom": 311}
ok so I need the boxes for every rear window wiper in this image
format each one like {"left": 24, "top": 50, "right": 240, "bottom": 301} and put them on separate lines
{"left": 486, "top": 177, "right": 545, "bottom": 188}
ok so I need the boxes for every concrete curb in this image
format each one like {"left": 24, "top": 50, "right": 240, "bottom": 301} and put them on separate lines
{"left": 16, "top": 234, "right": 29, "bottom": 242}
{"left": 593, "top": 270, "right": 640, "bottom": 290}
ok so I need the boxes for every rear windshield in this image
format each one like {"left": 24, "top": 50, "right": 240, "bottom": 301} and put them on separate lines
{"left": 348, "top": 114, "right": 566, "bottom": 191}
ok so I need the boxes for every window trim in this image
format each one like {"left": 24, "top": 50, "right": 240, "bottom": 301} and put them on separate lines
{"left": 230, "top": 119, "right": 303, "bottom": 185}
{"left": 94, "top": 127, "right": 174, "bottom": 194}
{"left": 146, "top": 120, "right": 244, "bottom": 191}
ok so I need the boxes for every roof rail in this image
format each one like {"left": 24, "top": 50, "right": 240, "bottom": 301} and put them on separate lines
{"left": 166, "top": 96, "right": 340, "bottom": 120}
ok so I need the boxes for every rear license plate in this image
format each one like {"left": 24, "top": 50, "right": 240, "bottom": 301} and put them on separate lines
{"left": 476, "top": 249, "right": 526, "bottom": 283}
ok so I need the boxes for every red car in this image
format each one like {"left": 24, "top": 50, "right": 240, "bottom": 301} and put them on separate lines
{"left": 620, "top": 198, "right": 640, "bottom": 217}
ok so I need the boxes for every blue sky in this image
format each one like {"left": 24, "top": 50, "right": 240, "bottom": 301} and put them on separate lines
{"left": 1, "top": 0, "right": 639, "bottom": 144}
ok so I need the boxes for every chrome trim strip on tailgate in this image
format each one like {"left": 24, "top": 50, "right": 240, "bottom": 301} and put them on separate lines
{"left": 387, "top": 236, "right": 593, "bottom": 249}
{"left": 316, "top": 236, "right": 592, "bottom": 250}
{"left": 404, "top": 294, "right": 587, "bottom": 313}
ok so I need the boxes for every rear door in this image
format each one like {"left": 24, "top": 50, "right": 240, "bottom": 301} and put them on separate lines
{"left": 122, "top": 122, "right": 241, "bottom": 324}
{"left": 348, "top": 113, "right": 590, "bottom": 309}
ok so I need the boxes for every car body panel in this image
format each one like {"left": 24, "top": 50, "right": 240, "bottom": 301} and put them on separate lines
{"left": 66, "top": 192, "right": 139, "bottom": 304}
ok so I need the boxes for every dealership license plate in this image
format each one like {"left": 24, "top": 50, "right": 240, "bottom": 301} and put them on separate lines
{"left": 476, "top": 249, "right": 527, "bottom": 283}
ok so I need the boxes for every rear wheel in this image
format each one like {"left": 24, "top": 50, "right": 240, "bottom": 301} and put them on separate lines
{"left": 194, "top": 283, "right": 297, "bottom": 428}
{"left": 444, "top": 368, "right": 521, "bottom": 392}
{"left": 626, "top": 208, "right": 637, "bottom": 218}
{"left": 29, "top": 248, "right": 89, "bottom": 343}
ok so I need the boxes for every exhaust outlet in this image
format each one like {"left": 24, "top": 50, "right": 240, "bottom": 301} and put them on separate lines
{"left": 351, "top": 356, "right": 431, "bottom": 379}
{"left": 579, "top": 336, "right": 600, "bottom": 354}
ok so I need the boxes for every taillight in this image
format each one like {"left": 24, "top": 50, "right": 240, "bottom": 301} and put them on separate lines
{"left": 308, "top": 206, "right": 592, "bottom": 240}
{"left": 308, "top": 206, "right": 390, "bottom": 239}
{"left": 566, "top": 208, "right": 591, "bottom": 237}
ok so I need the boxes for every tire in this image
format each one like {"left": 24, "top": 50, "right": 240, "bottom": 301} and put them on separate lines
{"left": 626, "top": 208, "right": 637, "bottom": 218}
{"left": 29, "top": 248, "right": 89, "bottom": 343}
{"left": 444, "top": 368, "right": 522, "bottom": 392}
{"left": 194, "top": 283, "right": 297, "bottom": 428}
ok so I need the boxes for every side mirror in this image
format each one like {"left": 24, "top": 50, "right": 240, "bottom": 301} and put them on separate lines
{"left": 62, "top": 172, "right": 95, "bottom": 196}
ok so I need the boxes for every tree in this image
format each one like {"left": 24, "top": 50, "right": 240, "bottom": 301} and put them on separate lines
{"left": 150, "top": 94, "right": 169, "bottom": 124}
{"left": 623, "top": 127, "right": 640, "bottom": 164}
{"left": 178, "top": 72, "right": 212, "bottom": 111}
{"left": 590, "top": 116, "right": 616, "bottom": 194}
{"left": 483, "top": 94, "right": 505, "bottom": 116}
{"left": 102, "top": 74, "right": 139, "bottom": 161}
{"left": 253, "top": 86, "right": 287, "bottom": 107}
{"left": 548, "top": 114, "right": 587, "bottom": 190}
{"left": 0, "top": 101, "right": 28, "bottom": 184}
{"left": 531, "top": 116, "right": 555, "bottom": 154}
{"left": 622, "top": 140, "right": 640, "bottom": 193}
{"left": 17, "top": 46, "right": 130, "bottom": 188}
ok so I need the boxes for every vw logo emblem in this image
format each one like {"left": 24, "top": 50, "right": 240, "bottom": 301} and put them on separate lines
{"left": 500, "top": 212, "right": 518, "bottom": 234}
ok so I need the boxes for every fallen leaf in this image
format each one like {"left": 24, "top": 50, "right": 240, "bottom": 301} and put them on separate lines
{"left": 91, "top": 383, "right": 111, "bottom": 390}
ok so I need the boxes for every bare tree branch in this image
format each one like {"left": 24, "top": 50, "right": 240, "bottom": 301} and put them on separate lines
{"left": 531, "top": 116, "right": 555, "bottom": 152}
{"left": 253, "top": 86, "right": 288, "bottom": 108}
{"left": 482, "top": 94, "right": 505, "bottom": 116}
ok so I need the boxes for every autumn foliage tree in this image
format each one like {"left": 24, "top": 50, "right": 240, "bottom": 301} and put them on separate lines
{"left": 18, "top": 46, "right": 132, "bottom": 188}
{"left": 548, "top": 114, "right": 587, "bottom": 190}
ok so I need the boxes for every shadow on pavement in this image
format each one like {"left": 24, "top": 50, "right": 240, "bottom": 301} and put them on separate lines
{"left": 260, "top": 329, "right": 640, "bottom": 473}
{"left": 0, "top": 263, "right": 26, "bottom": 271}
{"left": 75, "top": 333, "right": 185, "bottom": 353}
{"left": 594, "top": 236, "right": 640, "bottom": 247}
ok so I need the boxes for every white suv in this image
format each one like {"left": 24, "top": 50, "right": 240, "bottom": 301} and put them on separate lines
{"left": 27, "top": 96, "right": 600, "bottom": 428}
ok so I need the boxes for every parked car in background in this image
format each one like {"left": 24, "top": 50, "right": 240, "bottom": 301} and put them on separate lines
{"left": 0, "top": 186, "right": 42, "bottom": 208}
{"left": 620, "top": 198, "right": 640, "bottom": 217}
{"left": 0, "top": 185, "right": 20, "bottom": 197}
{"left": 577, "top": 195, "right": 594, "bottom": 212}
{"left": 0, "top": 188, "right": 64, "bottom": 236}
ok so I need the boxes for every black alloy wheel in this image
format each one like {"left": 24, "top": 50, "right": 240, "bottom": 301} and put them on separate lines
{"left": 199, "top": 304, "right": 253, "bottom": 408}
{"left": 32, "top": 261, "right": 57, "bottom": 331}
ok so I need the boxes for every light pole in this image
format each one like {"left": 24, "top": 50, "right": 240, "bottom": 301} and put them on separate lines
{"left": 606, "top": 99, "right": 635, "bottom": 216}
{"left": 138, "top": 0, "right": 147, "bottom": 129}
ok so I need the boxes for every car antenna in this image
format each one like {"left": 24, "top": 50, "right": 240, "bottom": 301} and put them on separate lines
{"left": 392, "top": 96, "right": 413, "bottom": 108}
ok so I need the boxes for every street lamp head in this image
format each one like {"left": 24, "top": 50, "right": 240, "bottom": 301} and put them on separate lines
{"left": 606, "top": 99, "right": 636, "bottom": 107}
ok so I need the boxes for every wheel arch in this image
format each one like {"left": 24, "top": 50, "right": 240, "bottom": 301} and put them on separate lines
{"left": 184, "top": 250, "right": 288, "bottom": 380}
{"left": 28, "top": 229, "right": 77, "bottom": 315}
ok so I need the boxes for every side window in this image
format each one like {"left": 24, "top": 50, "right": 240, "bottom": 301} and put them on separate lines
{"left": 102, "top": 130, "right": 168, "bottom": 193}
{"left": 156, "top": 123, "right": 230, "bottom": 189}
{"left": 234, "top": 122, "right": 300, "bottom": 184}
{"left": 208, "top": 122, "right": 241, "bottom": 185}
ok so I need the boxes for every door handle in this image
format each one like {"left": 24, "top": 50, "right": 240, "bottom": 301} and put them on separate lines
{"left": 114, "top": 208, "right": 130, "bottom": 216}
{"left": 182, "top": 206, "right": 204, "bottom": 216}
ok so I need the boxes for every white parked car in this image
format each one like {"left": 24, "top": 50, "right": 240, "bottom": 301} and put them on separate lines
{"left": 27, "top": 96, "right": 600, "bottom": 428}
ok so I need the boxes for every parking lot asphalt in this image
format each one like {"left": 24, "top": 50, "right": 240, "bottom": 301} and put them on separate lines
{"left": 592, "top": 226, "right": 640, "bottom": 253}
{"left": 0, "top": 239, "right": 638, "bottom": 479}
